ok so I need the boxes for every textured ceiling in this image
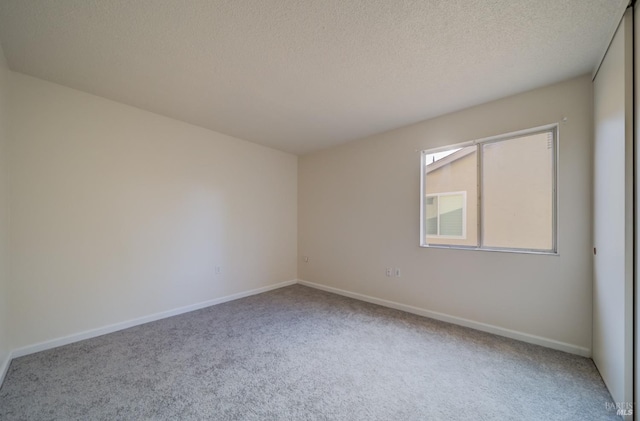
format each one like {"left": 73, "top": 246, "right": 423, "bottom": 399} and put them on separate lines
{"left": 0, "top": 0, "right": 628, "bottom": 155}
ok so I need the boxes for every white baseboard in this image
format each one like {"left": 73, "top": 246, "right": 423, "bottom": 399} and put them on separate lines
{"left": 3, "top": 277, "right": 590, "bottom": 390}
{"left": 297, "top": 279, "right": 591, "bottom": 357}
{"left": 11, "top": 279, "right": 297, "bottom": 359}
{"left": 0, "top": 350, "right": 11, "bottom": 387}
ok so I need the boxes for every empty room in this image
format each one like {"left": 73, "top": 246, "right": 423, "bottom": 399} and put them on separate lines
{"left": 0, "top": 0, "right": 637, "bottom": 420}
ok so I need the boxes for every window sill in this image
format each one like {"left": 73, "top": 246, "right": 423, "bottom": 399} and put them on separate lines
{"left": 419, "top": 244, "right": 559, "bottom": 256}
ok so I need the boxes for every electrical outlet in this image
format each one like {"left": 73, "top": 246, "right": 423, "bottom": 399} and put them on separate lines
{"left": 385, "top": 267, "right": 393, "bottom": 277}
{"left": 395, "top": 268, "right": 401, "bottom": 277}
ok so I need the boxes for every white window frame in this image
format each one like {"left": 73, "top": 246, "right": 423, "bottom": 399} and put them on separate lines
{"left": 424, "top": 191, "right": 467, "bottom": 239}
{"left": 419, "top": 124, "right": 558, "bottom": 255}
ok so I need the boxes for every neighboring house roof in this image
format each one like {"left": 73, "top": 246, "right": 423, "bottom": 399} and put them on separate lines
{"left": 425, "top": 146, "right": 475, "bottom": 173}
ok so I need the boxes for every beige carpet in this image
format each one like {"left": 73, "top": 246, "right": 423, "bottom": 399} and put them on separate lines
{"left": 0, "top": 284, "right": 620, "bottom": 420}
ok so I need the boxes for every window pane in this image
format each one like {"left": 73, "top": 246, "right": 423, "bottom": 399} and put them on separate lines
{"left": 423, "top": 146, "right": 477, "bottom": 246}
{"left": 439, "top": 194, "right": 464, "bottom": 236}
{"left": 425, "top": 196, "right": 438, "bottom": 235}
{"left": 482, "top": 132, "right": 553, "bottom": 250}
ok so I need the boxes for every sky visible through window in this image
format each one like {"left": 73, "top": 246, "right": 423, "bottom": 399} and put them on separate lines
{"left": 425, "top": 148, "right": 461, "bottom": 165}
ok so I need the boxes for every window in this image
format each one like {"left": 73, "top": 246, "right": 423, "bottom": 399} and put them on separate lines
{"left": 420, "top": 125, "right": 557, "bottom": 253}
{"left": 425, "top": 192, "right": 466, "bottom": 238}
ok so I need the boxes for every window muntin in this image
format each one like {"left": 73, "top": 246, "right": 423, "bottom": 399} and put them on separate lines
{"left": 420, "top": 126, "right": 557, "bottom": 253}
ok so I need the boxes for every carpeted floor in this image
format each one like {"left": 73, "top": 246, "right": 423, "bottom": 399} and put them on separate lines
{"left": 0, "top": 284, "right": 620, "bottom": 420}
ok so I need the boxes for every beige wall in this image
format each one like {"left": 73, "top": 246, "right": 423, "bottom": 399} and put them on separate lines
{"left": 0, "top": 45, "right": 10, "bottom": 371}
{"left": 299, "top": 75, "right": 593, "bottom": 352}
{"left": 7, "top": 72, "right": 298, "bottom": 349}
{"left": 0, "top": 68, "right": 595, "bottom": 362}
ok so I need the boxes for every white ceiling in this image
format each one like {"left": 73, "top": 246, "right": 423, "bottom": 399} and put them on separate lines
{"left": 0, "top": 0, "right": 628, "bottom": 155}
